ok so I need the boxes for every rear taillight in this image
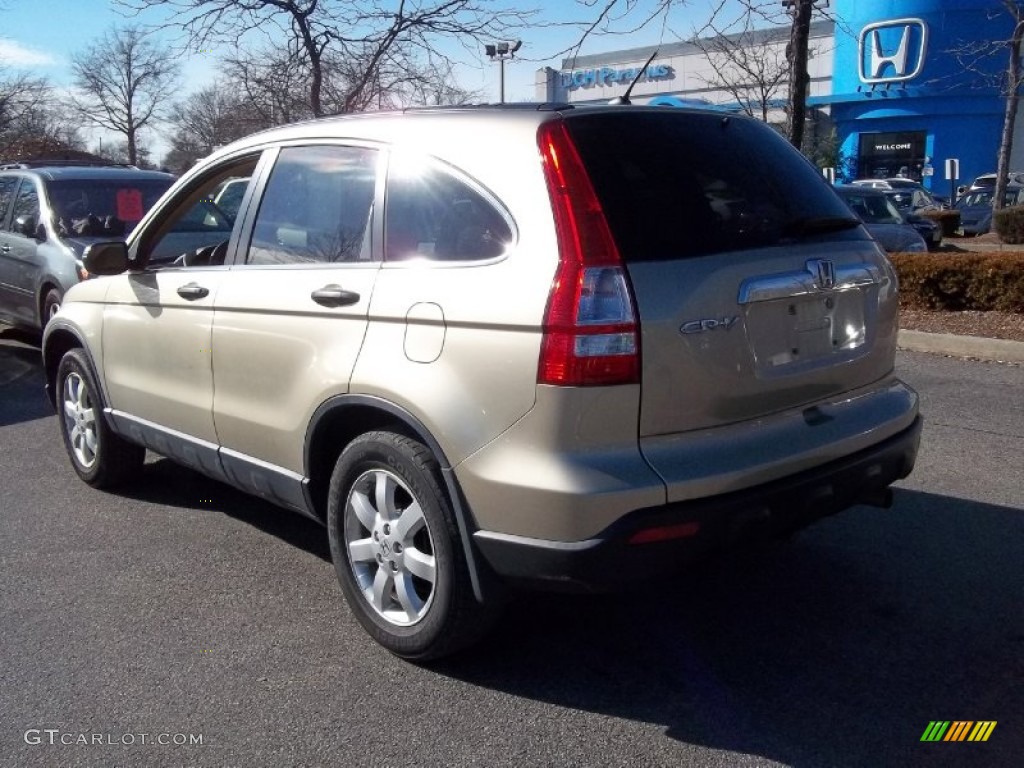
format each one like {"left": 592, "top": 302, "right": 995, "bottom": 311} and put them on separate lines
{"left": 537, "top": 121, "right": 639, "bottom": 386}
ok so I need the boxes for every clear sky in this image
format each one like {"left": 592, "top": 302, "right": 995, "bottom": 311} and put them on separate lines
{"left": 0, "top": 0, "right": 751, "bottom": 160}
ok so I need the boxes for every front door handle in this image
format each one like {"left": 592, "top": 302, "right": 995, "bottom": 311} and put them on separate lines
{"left": 177, "top": 282, "right": 209, "bottom": 300}
{"left": 0, "top": 244, "right": 10, "bottom": 253}
{"left": 311, "top": 284, "right": 360, "bottom": 307}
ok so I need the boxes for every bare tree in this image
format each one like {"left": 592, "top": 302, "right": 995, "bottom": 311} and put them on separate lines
{"left": 0, "top": 72, "right": 85, "bottom": 160}
{"left": 71, "top": 25, "right": 180, "bottom": 165}
{"left": 782, "top": 0, "right": 813, "bottom": 149}
{"left": 222, "top": 49, "right": 315, "bottom": 126}
{"left": 163, "top": 84, "right": 266, "bottom": 171}
{"left": 561, "top": 0, "right": 834, "bottom": 148}
{"left": 949, "top": 1, "right": 1024, "bottom": 209}
{"left": 176, "top": 85, "right": 261, "bottom": 148}
{"left": 117, "top": 0, "right": 532, "bottom": 117}
{"left": 692, "top": 17, "right": 788, "bottom": 121}
{"left": 994, "top": 2, "right": 1024, "bottom": 209}
{"left": 101, "top": 139, "right": 155, "bottom": 168}
{"left": 0, "top": 73, "right": 49, "bottom": 135}
{"left": 692, "top": 0, "right": 820, "bottom": 147}
{"left": 404, "top": 61, "right": 482, "bottom": 106}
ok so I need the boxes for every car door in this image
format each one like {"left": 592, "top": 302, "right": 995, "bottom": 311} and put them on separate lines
{"left": 100, "top": 153, "right": 263, "bottom": 477}
{"left": 0, "top": 175, "right": 22, "bottom": 321}
{"left": 209, "top": 143, "right": 382, "bottom": 496}
{"left": 0, "top": 177, "right": 43, "bottom": 324}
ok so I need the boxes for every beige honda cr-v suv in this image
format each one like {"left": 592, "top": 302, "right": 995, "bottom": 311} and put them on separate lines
{"left": 43, "top": 105, "right": 921, "bottom": 659}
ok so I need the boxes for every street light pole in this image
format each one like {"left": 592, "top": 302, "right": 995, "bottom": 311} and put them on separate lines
{"left": 499, "top": 56, "right": 505, "bottom": 105}
{"left": 484, "top": 40, "right": 522, "bottom": 104}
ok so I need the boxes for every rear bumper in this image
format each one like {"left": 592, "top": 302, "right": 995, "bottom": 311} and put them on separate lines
{"left": 473, "top": 415, "right": 922, "bottom": 592}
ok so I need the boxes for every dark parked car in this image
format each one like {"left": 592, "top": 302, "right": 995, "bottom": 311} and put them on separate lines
{"left": 834, "top": 186, "right": 928, "bottom": 252}
{"left": 0, "top": 163, "right": 174, "bottom": 332}
{"left": 955, "top": 184, "right": 1024, "bottom": 235}
{"left": 967, "top": 171, "right": 1024, "bottom": 192}
{"left": 853, "top": 178, "right": 949, "bottom": 210}
{"left": 882, "top": 191, "right": 942, "bottom": 250}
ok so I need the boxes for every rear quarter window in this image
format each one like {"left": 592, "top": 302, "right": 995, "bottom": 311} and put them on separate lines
{"left": 565, "top": 111, "right": 856, "bottom": 261}
{"left": 384, "top": 156, "right": 513, "bottom": 263}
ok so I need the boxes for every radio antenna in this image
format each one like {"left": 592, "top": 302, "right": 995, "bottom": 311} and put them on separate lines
{"left": 609, "top": 49, "right": 658, "bottom": 105}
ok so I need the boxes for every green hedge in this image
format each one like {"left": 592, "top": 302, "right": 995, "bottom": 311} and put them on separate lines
{"left": 889, "top": 251, "right": 1024, "bottom": 312}
{"left": 993, "top": 205, "right": 1024, "bottom": 243}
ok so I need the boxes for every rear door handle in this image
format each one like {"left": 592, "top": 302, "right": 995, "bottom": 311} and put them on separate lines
{"left": 311, "top": 284, "right": 360, "bottom": 307}
{"left": 177, "top": 282, "right": 209, "bottom": 300}
{"left": 1, "top": 245, "right": 10, "bottom": 253}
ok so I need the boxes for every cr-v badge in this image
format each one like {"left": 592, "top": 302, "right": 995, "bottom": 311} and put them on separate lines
{"left": 680, "top": 316, "right": 739, "bottom": 334}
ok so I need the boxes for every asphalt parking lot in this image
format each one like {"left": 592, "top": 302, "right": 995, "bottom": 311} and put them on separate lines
{"left": 1, "top": 327, "right": 1021, "bottom": 767}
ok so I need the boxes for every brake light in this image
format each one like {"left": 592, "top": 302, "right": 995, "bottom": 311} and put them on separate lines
{"left": 537, "top": 121, "right": 639, "bottom": 386}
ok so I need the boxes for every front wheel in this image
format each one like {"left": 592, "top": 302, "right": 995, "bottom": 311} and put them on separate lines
{"left": 327, "top": 431, "right": 496, "bottom": 660}
{"left": 56, "top": 348, "right": 144, "bottom": 487}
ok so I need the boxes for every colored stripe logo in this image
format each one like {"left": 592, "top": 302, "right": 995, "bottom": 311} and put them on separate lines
{"left": 921, "top": 721, "right": 997, "bottom": 742}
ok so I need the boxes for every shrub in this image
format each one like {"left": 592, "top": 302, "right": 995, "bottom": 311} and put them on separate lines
{"left": 993, "top": 204, "right": 1024, "bottom": 243}
{"left": 917, "top": 208, "right": 961, "bottom": 237}
{"left": 889, "top": 251, "right": 1024, "bottom": 312}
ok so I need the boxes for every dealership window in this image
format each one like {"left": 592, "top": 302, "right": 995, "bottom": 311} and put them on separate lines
{"left": 858, "top": 131, "right": 927, "bottom": 180}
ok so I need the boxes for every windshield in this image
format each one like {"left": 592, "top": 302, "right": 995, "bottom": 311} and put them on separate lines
{"left": 46, "top": 178, "right": 173, "bottom": 234}
{"left": 839, "top": 191, "right": 903, "bottom": 224}
{"left": 959, "top": 190, "right": 994, "bottom": 207}
{"left": 958, "top": 189, "right": 1020, "bottom": 207}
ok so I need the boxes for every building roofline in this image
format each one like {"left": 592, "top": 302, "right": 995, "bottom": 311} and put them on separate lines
{"left": 558, "top": 19, "right": 834, "bottom": 70}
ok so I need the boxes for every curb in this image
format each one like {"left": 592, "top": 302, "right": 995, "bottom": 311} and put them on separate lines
{"left": 898, "top": 329, "right": 1024, "bottom": 363}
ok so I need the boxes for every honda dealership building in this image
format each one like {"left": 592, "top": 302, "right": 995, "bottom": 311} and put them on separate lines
{"left": 534, "top": 0, "right": 1017, "bottom": 190}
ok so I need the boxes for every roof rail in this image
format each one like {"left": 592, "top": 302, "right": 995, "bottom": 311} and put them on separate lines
{"left": 0, "top": 158, "right": 139, "bottom": 170}
{"left": 395, "top": 102, "right": 574, "bottom": 114}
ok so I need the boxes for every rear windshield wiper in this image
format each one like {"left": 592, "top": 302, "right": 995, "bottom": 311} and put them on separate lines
{"left": 782, "top": 216, "right": 861, "bottom": 237}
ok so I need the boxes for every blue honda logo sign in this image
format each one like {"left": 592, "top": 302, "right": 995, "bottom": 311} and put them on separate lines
{"left": 858, "top": 18, "right": 928, "bottom": 84}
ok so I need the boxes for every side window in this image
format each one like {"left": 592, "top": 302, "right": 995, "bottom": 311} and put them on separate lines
{"left": 247, "top": 145, "right": 378, "bottom": 266}
{"left": 11, "top": 180, "right": 40, "bottom": 226}
{"left": 142, "top": 156, "right": 259, "bottom": 267}
{"left": 0, "top": 176, "right": 19, "bottom": 228}
{"left": 385, "top": 157, "right": 513, "bottom": 262}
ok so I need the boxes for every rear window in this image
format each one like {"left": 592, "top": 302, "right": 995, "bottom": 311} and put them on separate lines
{"left": 46, "top": 178, "right": 173, "bottom": 232}
{"left": 565, "top": 111, "right": 857, "bottom": 261}
{"left": 836, "top": 190, "right": 903, "bottom": 224}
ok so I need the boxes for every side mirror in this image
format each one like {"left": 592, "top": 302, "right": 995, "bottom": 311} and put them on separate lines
{"left": 14, "top": 214, "right": 40, "bottom": 239}
{"left": 83, "top": 241, "right": 130, "bottom": 276}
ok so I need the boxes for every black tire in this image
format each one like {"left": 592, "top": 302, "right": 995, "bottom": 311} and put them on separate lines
{"left": 327, "top": 431, "right": 497, "bottom": 660}
{"left": 42, "top": 287, "right": 62, "bottom": 327}
{"left": 55, "top": 348, "right": 144, "bottom": 488}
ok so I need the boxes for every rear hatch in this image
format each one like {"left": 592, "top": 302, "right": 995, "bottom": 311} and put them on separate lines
{"left": 564, "top": 110, "right": 899, "bottom": 437}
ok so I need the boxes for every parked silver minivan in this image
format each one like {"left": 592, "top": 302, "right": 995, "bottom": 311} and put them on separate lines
{"left": 0, "top": 164, "right": 173, "bottom": 331}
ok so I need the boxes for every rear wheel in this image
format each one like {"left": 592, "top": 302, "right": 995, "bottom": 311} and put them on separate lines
{"left": 327, "top": 431, "right": 496, "bottom": 660}
{"left": 42, "top": 288, "right": 62, "bottom": 326}
{"left": 56, "top": 349, "right": 144, "bottom": 487}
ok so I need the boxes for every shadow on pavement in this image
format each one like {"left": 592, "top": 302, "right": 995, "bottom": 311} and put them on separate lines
{"left": 118, "top": 457, "right": 331, "bottom": 562}
{"left": 430, "top": 488, "right": 1023, "bottom": 767}
{"left": 53, "top": 449, "right": 1024, "bottom": 765}
{"left": 0, "top": 327, "right": 51, "bottom": 428}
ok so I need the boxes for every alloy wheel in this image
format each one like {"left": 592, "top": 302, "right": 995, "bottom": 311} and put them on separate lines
{"left": 344, "top": 468, "right": 437, "bottom": 626}
{"left": 62, "top": 371, "right": 97, "bottom": 469}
